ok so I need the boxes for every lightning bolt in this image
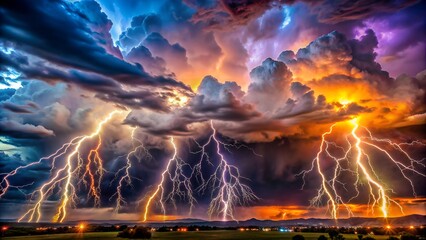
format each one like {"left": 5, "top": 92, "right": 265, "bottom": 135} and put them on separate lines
{"left": 0, "top": 141, "right": 79, "bottom": 198}
{"left": 111, "top": 127, "right": 151, "bottom": 213}
{"left": 142, "top": 137, "right": 195, "bottom": 222}
{"left": 142, "top": 121, "right": 257, "bottom": 222}
{"left": 1, "top": 110, "right": 124, "bottom": 223}
{"left": 299, "top": 118, "right": 425, "bottom": 219}
{"left": 52, "top": 111, "right": 124, "bottom": 223}
{"left": 80, "top": 135, "right": 104, "bottom": 207}
{"left": 194, "top": 120, "right": 258, "bottom": 221}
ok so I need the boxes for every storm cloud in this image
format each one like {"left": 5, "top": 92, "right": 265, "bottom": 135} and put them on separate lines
{"left": 0, "top": 0, "right": 424, "bottom": 222}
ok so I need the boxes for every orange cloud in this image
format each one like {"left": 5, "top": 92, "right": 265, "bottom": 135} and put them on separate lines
{"left": 234, "top": 199, "right": 426, "bottom": 220}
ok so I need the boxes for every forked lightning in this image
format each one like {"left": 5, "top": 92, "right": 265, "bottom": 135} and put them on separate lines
{"left": 299, "top": 118, "right": 425, "bottom": 219}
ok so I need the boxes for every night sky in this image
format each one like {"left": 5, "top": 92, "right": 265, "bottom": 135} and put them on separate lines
{"left": 0, "top": 0, "right": 425, "bottom": 222}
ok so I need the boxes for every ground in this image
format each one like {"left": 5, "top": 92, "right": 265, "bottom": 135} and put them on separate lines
{"left": 3, "top": 231, "right": 393, "bottom": 240}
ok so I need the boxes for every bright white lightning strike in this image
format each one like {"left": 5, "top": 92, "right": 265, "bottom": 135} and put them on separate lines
{"left": 143, "top": 121, "right": 258, "bottom": 222}
{"left": 0, "top": 110, "right": 124, "bottom": 223}
{"left": 299, "top": 118, "right": 425, "bottom": 219}
{"left": 143, "top": 137, "right": 195, "bottom": 222}
{"left": 0, "top": 141, "right": 78, "bottom": 199}
{"left": 111, "top": 127, "right": 152, "bottom": 213}
{"left": 194, "top": 120, "right": 258, "bottom": 221}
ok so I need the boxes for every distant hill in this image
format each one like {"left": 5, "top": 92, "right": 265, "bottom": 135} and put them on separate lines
{"left": 144, "top": 214, "right": 425, "bottom": 227}
{"left": 3, "top": 214, "right": 425, "bottom": 227}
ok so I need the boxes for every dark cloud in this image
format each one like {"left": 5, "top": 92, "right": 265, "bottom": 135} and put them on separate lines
{"left": 349, "top": 29, "right": 381, "bottom": 73}
{"left": 0, "top": 49, "right": 29, "bottom": 71}
{"left": 187, "top": 75, "right": 260, "bottom": 121}
{"left": 338, "top": 102, "right": 374, "bottom": 115}
{"left": 241, "top": 6, "right": 287, "bottom": 41}
{"left": 294, "top": 30, "right": 352, "bottom": 66}
{"left": 0, "top": 45, "right": 188, "bottom": 113}
{"left": 309, "top": 0, "right": 419, "bottom": 24}
{"left": 118, "top": 14, "right": 163, "bottom": 52}
{"left": 123, "top": 75, "right": 261, "bottom": 137}
{"left": 0, "top": 89, "right": 16, "bottom": 102}
{"left": 275, "top": 91, "right": 322, "bottom": 119}
{"left": 280, "top": 30, "right": 393, "bottom": 91}
{"left": 110, "top": 1, "right": 223, "bottom": 85}
{"left": 0, "top": 102, "right": 33, "bottom": 114}
{"left": 95, "top": 89, "right": 173, "bottom": 112}
{"left": 124, "top": 110, "right": 193, "bottom": 136}
{"left": 391, "top": 70, "right": 426, "bottom": 115}
{"left": 0, "top": 0, "right": 139, "bottom": 76}
{"left": 74, "top": 0, "right": 123, "bottom": 58}
{"left": 0, "top": 0, "right": 191, "bottom": 112}
{"left": 356, "top": 1, "right": 426, "bottom": 77}
{"left": 125, "top": 29, "right": 422, "bottom": 142}
{"left": 214, "top": 31, "right": 250, "bottom": 81}
{"left": 246, "top": 58, "right": 293, "bottom": 112}
{"left": 0, "top": 120, "right": 55, "bottom": 139}
{"left": 0, "top": 88, "right": 67, "bottom": 146}
{"left": 278, "top": 50, "right": 296, "bottom": 63}
{"left": 189, "top": 0, "right": 419, "bottom": 28}
{"left": 126, "top": 45, "right": 167, "bottom": 75}
{"left": 142, "top": 32, "right": 191, "bottom": 73}
{"left": 189, "top": 0, "right": 289, "bottom": 29}
{"left": 290, "top": 82, "right": 311, "bottom": 97}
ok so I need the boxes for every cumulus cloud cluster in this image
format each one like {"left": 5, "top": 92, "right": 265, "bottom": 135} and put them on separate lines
{"left": 188, "top": 0, "right": 418, "bottom": 29}
{"left": 2, "top": 1, "right": 424, "bottom": 142}
{"left": 0, "top": 0, "right": 423, "bottom": 159}
{"left": 125, "top": 29, "right": 424, "bottom": 142}
{"left": 0, "top": 0, "right": 191, "bottom": 114}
